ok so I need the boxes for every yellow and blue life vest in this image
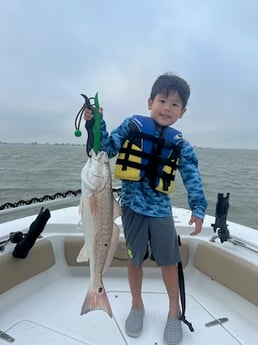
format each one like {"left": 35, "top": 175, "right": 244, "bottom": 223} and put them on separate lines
{"left": 114, "top": 115, "right": 183, "bottom": 194}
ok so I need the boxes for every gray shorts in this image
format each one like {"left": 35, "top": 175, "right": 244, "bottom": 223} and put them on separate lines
{"left": 122, "top": 207, "right": 181, "bottom": 268}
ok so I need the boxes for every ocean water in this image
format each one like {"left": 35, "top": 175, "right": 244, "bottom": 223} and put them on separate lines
{"left": 0, "top": 143, "right": 258, "bottom": 230}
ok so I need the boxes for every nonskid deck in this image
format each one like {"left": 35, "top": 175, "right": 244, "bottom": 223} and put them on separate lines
{"left": 1, "top": 262, "right": 257, "bottom": 345}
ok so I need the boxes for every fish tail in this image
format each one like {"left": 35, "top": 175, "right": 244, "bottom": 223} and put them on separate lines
{"left": 81, "top": 286, "right": 112, "bottom": 318}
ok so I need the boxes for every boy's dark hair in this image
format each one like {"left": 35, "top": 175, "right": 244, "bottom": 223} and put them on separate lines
{"left": 150, "top": 73, "right": 190, "bottom": 108}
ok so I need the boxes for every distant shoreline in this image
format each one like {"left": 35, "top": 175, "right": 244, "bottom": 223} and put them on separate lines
{"left": 0, "top": 142, "right": 257, "bottom": 151}
{"left": 0, "top": 142, "right": 84, "bottom": 147}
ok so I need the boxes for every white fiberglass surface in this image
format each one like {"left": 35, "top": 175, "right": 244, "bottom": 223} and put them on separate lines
{"left": 0, "top": 269, "right": 244, "bottom": 345}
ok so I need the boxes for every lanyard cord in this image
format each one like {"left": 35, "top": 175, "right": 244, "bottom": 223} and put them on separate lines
{"left": 74, "top": 94, "right": 94, "bottom": 137}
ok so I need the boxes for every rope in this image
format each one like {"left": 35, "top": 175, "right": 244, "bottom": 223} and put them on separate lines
{"left": 0, "top": 188, "right": 122, "bottom": 211}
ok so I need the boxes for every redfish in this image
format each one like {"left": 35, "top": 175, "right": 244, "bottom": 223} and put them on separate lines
{"left": 77, "top": 151, "right": 121, "bottom": 317}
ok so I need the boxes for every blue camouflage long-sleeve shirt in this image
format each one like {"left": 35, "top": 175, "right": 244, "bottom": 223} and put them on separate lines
{"left": 98, "top": 116, "right": 207, "bottom": 220}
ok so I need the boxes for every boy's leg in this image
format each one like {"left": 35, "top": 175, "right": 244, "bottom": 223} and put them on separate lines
{"left": 162, "top": 264, "right": 183, "bottom": 345}
{"left": 125, "top": 261, "right": 145, "bottom": 337}
{"left": 122, "top": 207, "right": 147, "bottom": 337}
{"left": 128, "top": 261, "right": 144, "bottom": 308}
{"left": 123, "top": 209, "right": 146, "bottom": 309}
{"left": 161, "top": 264, "right": 180, "bottom": 318}
{"left": 149, "top": 216, "right": 181, "bottom": 317}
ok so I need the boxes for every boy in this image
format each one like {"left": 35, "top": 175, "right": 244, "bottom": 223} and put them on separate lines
{"left": 84, "top": 73, "right": 207, "bottom": 345}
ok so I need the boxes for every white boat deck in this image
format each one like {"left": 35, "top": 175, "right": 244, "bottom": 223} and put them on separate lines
{"left": 1, "top": 246, "right": 258, "bottom": 344}
{"left": 1, "top": 264, "right": 257, "bottom": 345}
{"left": 0, "top": 207, "right": 258, "bottom": 345}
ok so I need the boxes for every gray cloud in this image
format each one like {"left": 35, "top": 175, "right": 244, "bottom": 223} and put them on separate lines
{"left": 0, "top": 0, "right": 257, "bottom": 148}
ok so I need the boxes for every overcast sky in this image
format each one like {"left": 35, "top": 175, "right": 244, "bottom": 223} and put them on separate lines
{"left": 1, "top": 0, "right": 258, "bottom": 149}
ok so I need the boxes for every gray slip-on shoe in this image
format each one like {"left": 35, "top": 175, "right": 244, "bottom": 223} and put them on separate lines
{"left": 125, "top": 307, "right": 145, "bottom": 337}
{"left": 163, "top": 316, "right": 183, "bottom": 345}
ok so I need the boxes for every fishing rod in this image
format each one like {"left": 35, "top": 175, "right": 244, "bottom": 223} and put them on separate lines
{"left": 210, "top": 192, "right": 258, "bottom": 253}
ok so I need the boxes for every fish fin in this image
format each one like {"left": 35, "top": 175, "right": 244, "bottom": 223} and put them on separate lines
{"left": 76, "top": 243, "right": 89, "bottom": 262}
{"left": 113, "top": 197, "right": 121, "bottom": 219}
{"left": 81, "top": 285, "right": 112, "bottom": 318}
{"left": 103, "top": 223, "right": 120, "bottom": 273}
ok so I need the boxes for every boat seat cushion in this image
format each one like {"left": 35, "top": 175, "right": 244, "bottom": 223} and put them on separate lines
{"left": 194, "top": 242, "right": 258, "bottom": 306}
{"left": 64, "top": 236, "right": 189, "bottom": 268}
{"left": 0, "top": 239, "right": 55, "bottom": 294}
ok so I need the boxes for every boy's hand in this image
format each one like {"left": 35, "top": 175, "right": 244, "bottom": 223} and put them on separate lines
{"left": 84, "top": 107, "right": 103, "bottom": 121}
{"left": 84, "top": 108, "right": 93, "bottom": 121}
{"left": 188, "top": 216, "right": 203, "bottom": 235}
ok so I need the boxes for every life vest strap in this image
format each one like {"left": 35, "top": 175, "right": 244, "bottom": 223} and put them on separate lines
{"left": 178, "top": 235, "right": 194, "bottom": 332}
{"left": 118, "top": 147, "right": 179, "bottom": 171}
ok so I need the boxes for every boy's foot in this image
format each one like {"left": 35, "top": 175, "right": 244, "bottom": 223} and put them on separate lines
{"left": 163, "top": 316, "right": 183, "bottom": 345}
{"left": 125, "top": 307, "right": 145, "bottom": 337}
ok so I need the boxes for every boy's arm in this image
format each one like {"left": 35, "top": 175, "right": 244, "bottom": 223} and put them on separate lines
{"left": 100, "top": 117, "right": 132, "bottom": 158}
{"left": 178, "top": 140, "right": 208, "bottom": 231}
{"left": 84, "top": 108, "right": 131, "bottom": 158}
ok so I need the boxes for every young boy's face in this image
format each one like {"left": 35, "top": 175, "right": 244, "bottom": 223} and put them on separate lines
{"left": 148, "top": 91, "right": 186, "bottom": 127}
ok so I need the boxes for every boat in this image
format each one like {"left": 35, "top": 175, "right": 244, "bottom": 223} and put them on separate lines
{"left": 0, "top": 194, "right": 258, "bottom": 345}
